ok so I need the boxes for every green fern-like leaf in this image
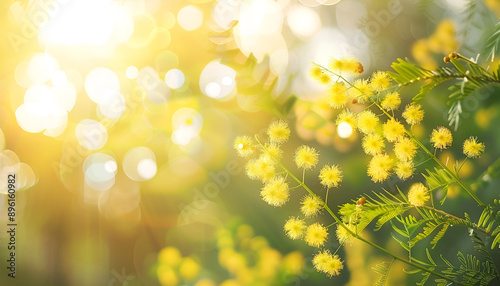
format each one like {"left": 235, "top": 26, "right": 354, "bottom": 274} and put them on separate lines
{"left": 456, "top": 252, "right": 498, "bottom": 285}
{"left": 483, "top": 21, "right": 500, "bottom": 62}
{"left": 360, "top": 191, "right": 411, "bottom": 232}
{"left": 430, "top": 223, "right": 449, "bottom": 249}
{"left": 416, "top": 270, "right": 432, "bottom": 286}
{"left": 422, "top": 168, "right": 455, "bottom": 204}
{"left": 469, "top": 230, "right": 499, "bottom": 275}
{"left": 373, "top": 259, "right": 394, "bottom": 286}
{"left": 491, "top": 230, "right": 500, "bottom": 249}
{"left": 375, "top": 206, "right": 406, "bottom": 230}
{"left": 410, "top": 221, "right": 444, "bottom": 247}
{"left": 388, "top": 58, "right": 459, "bottom": 101}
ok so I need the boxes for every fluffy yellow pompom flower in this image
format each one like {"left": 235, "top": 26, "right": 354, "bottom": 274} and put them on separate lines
{"left": 380, "top": 92, "right": 401, "bottom": 111}
{"left": 336, "top": 224, "right": 355, "bottom": 244}
{"left": 323, "top": 255, "right": 343, "bottom": 277}
{"left": 402, "top": 104, "right": 424, "bottom": 125}
{"left": 382, "top": 118, "right": 405, "bottom": 143}
{"left": 310, "top": 65, "right": 323, "bottom": 80}
{"left": 260, "top": 177, "right": 290, "bottom": 207}
{"left": 312, "top": 250, "right": 343, "bottom": 277}
{"left": 336, "top": 109, "right": 357, "bottom": 130}
{"left": 463, "top": 137, "right": 485, "bottom": 158}
{"left": 351, "top": 79, "right": 373, "bottom": 103}
{"left": 318, "top": 164, "right": 343, "bottom": 188}
{"left": 370, "top": 71, "right": 391, "bottom": 92}
{"left": 408, "top": 182, "right": 430, "bottom": 207}
{"left": 357, "top": 110, "right": 380, "bottom": 134}
{"left": 430, "top": 126, "right": 453, "bottom": 149}
{"left": 284, "top": 217, "right": 306, "bottom": 240}
{"left": 329, "top": 56, "right": 363, "bottom": 74}
{"left": 301, "top": 195, "right": 323, "bottom": 217}
{"left": 233, "top": 136, "right": 255, "bottom": 157}
{"left": 362, "top": 133, "right": 385, "bottom": 155}
{"left": 267, "top": 120, "right": 290, "bottom": 144}
{"left": 394, "top": 137, "right": 418, "bottom": 161}
{"left": 328, "top": 82, "right": 348, "bottom": 109}
{"left": 305, "top": 223, "right": 328, "bottom": 247}
{"left": 312, "top": 250, "right": 332, "bottom": 272}
{"left": 319, "top": 73, "right": 331, "bottom": 84}
{"left": 395, "top": 160, "right": 414, "bottom": 180}
{"left": 294, "top": 145, "right": 319, "bottom": 169}
{"left": 245, "top": 157, "right": 275, "bottom": 182}
{"left": 261, "top": 143, "right": 283, "bottom": 162}
{"left": 367, "top": 154, "right": 394, "bottom": 183}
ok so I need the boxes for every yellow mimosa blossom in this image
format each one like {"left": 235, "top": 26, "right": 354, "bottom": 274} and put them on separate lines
{"left": 233, "top": 136, "right": 255, "bottom": 157}
{"left": 284, "top": 217, "right": 306, "bottom": 240}
{"left": 370, "top": 71, "right": 391, "bottom": 92}
{"left": 313, "top": 250, "right": 343, "bottom": 277}
{"left": 381, "top": 92, "right": 401, "bottom": 111}
{"left": 336, "top": 109, "right": 357, "bottom": 130}
{"left": 408, "top": 182, "right": 430, "bottom": 207}
{"left": 382, "top": 118, "right": 405, "bottom": 143}
{"left": 362, "top": 133, "right": 385, "bottom": 155}
{"left": 430, "top": 126, "right": 453, "bottom": 149}
{"left": 351, "top": 79, "right": 373, "bottom": 103}
{"left": 367, "top": 154, "right": 394, "bottom": 183}
{"left": 329, "top": 56, "right": 363, "bottom": 74}
{"left": 395, "top": 160, "right": 414, "bottom": 180}
{"left": 312, "top": 250, "right": 331, "bottom": 272}
{"left": 294, "top": 145, "right": 319, "bottom": 169}
{"left": 245, "top": 157, "right": 276, "bottom": 182}
{"left": 323, "top": 255, "right": 343, "bottom": 277}
{"left": 328, "top": 82, "right": 348, "bottom": 109}
{"left": 260, "top": 177, "right": 290, "bottom": 206}
{"left": 357, "top": 110, "right": 380, "bottom": 134}
{"left": 336, "top": 223, "right": 355, "bottom": 244}
{"left": 261, "top": 143, "right": 283, "bottom": 162}
{"left": 318, "top": 164, "right": 343, "bottom": 188}
{"left": 463, "top": 137, "right": 485, "bottom": 158}
{"left": 300, "top": 195, "right": 323, "bottom": 217}
{"left": 267, "top": 120, "right": 291, "bottom": 144}
{"left": 310, "top": 65, "right": 323, "bottom": 80}
{"left": 394, "top": 137, "right": 418, "bottom": 161}
{"left": 305, "top": 223, "right": 328, "bottom": 247}
{"left": 402, "top": 104, "right": 424, "bottom": 125}
{"left": 319, "top": 73, "right": 331, "bottom": 84}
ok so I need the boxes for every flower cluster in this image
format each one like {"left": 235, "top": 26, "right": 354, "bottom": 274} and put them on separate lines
{"left": 234, "top": 120, "right": 347, "bottom": 276}
{"left": 234, "top": 56, "right": 488, "bottom": 280}
{"left": 310, "top": 56, "right": 485, "bottom": 188}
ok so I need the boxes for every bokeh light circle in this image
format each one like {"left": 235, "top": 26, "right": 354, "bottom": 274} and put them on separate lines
{"left": 337, "top": 122, "right": 353, "bottom": 138}
{"left": 50, "top": 70, "right": 68, "bottom": 87}
{"left": 27, "top": 53, "right": 59, "bottom": 84}
{"left": 83, "top": 153, "right": 117, "bottom": 191}
{"left": 122, "top": 146, "right": 157, "bottom": 181}
{"left": 172, "top": 108, "right": 203, "bottom": 134}
{"left": 199, "top": 60, "right": 236, "bottom": 99}
{"left": 287, "top": 5, "right": 321, "bottom": 38}
{"left": 98, "top": 92, "right": 126, "bottom": 119}
{"left": 164, "top": 69, "right": 185, "bottom": 89}
{"left": 84, "top": 67, "right": 121, "bottom": 104}
{"left": 126, "top": 66, "right": 139, "bottom": 79}
{"left": 137, "top": 158, "right": 157, "bottom": 180}
{"left": 177, "top": 6, "right": 203, "bottom": 31}
{"left": 75, "top": 119, "right": 109, "bottom": 150}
